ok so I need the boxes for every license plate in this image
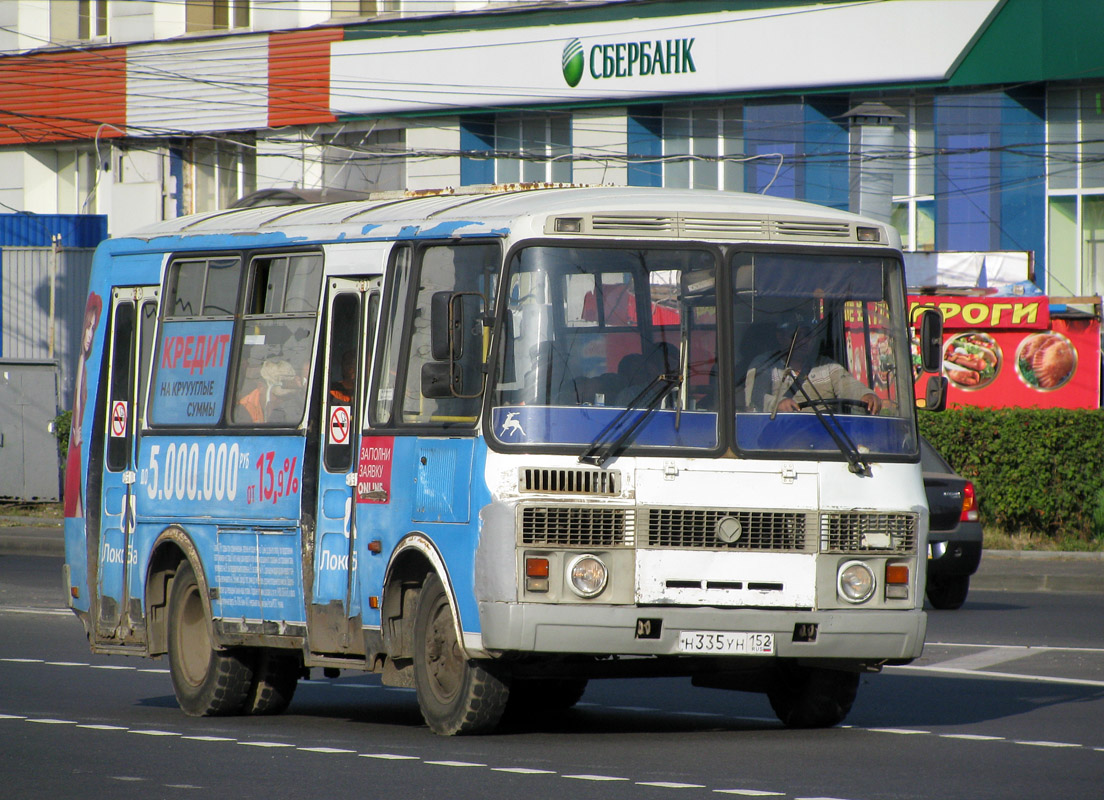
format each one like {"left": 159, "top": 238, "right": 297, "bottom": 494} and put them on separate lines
{"left": 676, "top": 630, "right": 775, "bottom": 655}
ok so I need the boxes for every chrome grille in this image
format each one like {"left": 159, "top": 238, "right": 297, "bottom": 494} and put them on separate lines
{"left": 644, "top": 508, "right": 814, "bottom": 551}
{"left": 820, "top": 512, "right": 918, "bottom": 553}
{"left": 520, "top": 506, "right": 633, "bottom": 547}
{"left": 519, "top": 468, "right": 621, "bottom": 496}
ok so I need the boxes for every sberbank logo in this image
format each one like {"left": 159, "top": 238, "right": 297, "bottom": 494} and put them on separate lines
{"left": 561, "top": 37, "right": 696, "bottom": 87}
{"left": 562, "top": 39, "right": 585, "bottom": 87}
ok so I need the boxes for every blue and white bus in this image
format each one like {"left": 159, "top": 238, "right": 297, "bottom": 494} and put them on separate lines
{"left": 63, "top": 186, "right": 943, "bottom": 735}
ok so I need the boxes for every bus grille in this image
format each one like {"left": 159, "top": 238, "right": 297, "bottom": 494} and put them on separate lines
{"left": 644, "top": 508, "right": 814, "bottom": 551}
{"left": 519, "top": 467, "right": 621, "bottom": 496}
{"left": 520, "top": 506, "right": 633, "bottom": 547}
{"left": 820, "top": 512, "right": 918, "bottom": 553}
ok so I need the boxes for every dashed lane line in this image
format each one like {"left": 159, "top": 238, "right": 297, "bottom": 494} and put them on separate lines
{"left": 563, "top": 774, "right": 630, "bottom": 781}
{"left": 1, "top": 710, "right": 1100, "bottom": 800}
{"left": 0, "top": 606, "right": 71, "bottom": 617}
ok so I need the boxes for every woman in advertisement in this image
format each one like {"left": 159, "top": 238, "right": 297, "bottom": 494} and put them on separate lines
{"left": 64, "top": 292, "right": 103, "bottom": 518}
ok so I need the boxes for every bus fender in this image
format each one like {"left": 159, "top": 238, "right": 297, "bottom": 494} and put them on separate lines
{"left": 145, "top": 526, "right": 208, "bottom": 658}
{"left": 382, "top": 533, "right": 488, "bottom": 661}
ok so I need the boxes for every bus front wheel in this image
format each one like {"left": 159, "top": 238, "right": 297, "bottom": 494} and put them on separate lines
{"left": 767, "top": 664, "right": 859, "bottom": 728}
{"left": 167, "top": 561, "right": 254, "bottom": 716}
{"left": 412, "top": 573, "right": 508, "bottom": 735}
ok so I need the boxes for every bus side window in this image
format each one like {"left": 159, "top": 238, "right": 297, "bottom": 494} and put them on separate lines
{"left": 150, "top": 256, "right": 241, "bottom": 427}
{"left": 230, "top": 253, "right": 321, "bottom": 426}
{"left": 401, "top": 242, "right": 498, "bottom": 425}
{"left": 106, "top": 302, "right": 135, "bottom": 472}
{"left": 324, "top": 292, "right": 363, "bottom": 472}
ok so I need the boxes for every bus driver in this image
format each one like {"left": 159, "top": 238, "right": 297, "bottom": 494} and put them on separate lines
{"left": 746, "top": 323, "right": 882, "bottom": 414}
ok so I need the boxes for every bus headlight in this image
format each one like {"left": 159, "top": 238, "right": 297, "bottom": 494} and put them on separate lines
{"left": 837, "top": 561, "right": 876, "bottom": 604}
{"left": 567, "top": 554, "right": 608, "bottom": 598}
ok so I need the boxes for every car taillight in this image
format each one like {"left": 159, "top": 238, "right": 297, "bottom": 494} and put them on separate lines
{"left": 960, "top": 481, "right": 978, "bottom": 522}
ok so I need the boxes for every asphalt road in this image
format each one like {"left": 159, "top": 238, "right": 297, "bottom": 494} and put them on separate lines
{"left": 2, "top": 553, "right": 1102, "bottom": 800}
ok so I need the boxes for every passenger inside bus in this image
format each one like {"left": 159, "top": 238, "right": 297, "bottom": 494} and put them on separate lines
{"left": 744, "top": 323, "right": 881, "bottom": 414}
{"left": 329, "top": 350, "right": 357, "bottom": 404}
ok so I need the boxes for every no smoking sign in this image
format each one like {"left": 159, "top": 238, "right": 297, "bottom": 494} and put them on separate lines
{"left": 110, "top": 400, "right": 128, "bottom": 438}
{"left": 329, "top": 405, "right": 351, "bottom": 445}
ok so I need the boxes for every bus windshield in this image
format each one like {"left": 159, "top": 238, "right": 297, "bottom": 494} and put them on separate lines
{"left": 490, "top": 244, "right": 720, "bottom": 455}
{"left": 731, "top": 251, "right": 916, "bottom": 459}
{"left": 490, "top": 244, "right": 917, "bottom": 461}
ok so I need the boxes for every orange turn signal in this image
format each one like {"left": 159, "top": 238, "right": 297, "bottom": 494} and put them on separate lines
{"left": 526, "top": 557, "right": 550, "bottom": 578}
{"left": 885, "top": 564, "right": 910, "bottom": 585}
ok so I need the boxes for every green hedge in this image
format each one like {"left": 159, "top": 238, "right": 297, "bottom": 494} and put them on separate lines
{"left": 918, "top": 407, "right": 1104, "bottom": 541}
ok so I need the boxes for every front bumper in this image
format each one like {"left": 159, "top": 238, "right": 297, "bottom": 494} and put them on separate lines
{"left": 479, "top": 601, "right": 926, "bottom": 663}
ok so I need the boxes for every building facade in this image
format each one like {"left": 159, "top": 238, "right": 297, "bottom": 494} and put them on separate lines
{"left": 1, "top": 0, "right": 1103, "bottom": 298}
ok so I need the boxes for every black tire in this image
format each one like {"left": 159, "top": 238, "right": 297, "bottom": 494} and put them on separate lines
{"left": 506, "top": 678, "right": 588, "bottom": 716}
{"left": 413, "top": 573, "right": 509, "bottom": 735}
{"left": 246, "top": 648, "right": 301, "bottom": 715}
{"left": 767, "top": 664, "right": 859, "bottom": 728}
{"left": 167, "top": 561, "right": 254, "bottom": 716}
{"left": 926, "top": 575, "right": 971, "bottom": 610}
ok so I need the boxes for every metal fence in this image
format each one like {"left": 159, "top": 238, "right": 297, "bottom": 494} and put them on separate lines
{"left": 1, "top": 246, "right": 96, "bottom": 409}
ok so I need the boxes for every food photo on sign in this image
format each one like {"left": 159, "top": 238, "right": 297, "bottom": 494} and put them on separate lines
{"left": 908, "top": 290, "right": 1100, "bottom": 410}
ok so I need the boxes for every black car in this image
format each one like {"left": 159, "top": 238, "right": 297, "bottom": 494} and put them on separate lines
{"left": 921, "top": 437, "right": 983, "bottom": 609}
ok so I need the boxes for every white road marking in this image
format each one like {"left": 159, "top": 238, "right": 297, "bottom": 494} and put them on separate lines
{"left": 563, "top": 774, "right": 630, "bottom": 781}
{"left": 934, "top": 646, "right": 1042, "bottom": 671}
{"left": 128, "top": 730, "right": 181, "bottom": 737}
{"left": 638, "top": 781, "right": 706, "bottom": 789}
{"left": 27, "top": 718, "right": 76, "bottom": 724}
{"left": 299, "top": 747, "right": 357, "bottom": 754}
{"left": 425, "top": 760, "right": 486, "bottom": 768}
{"left": 713, "top": 791, "right": 785, "bottom": 797}
{"left": 865, "top": 728, "right": 929, "bottom": 735}
{"left": 0, "top": 607, "right": 71, "bottom": 617}
{"left": 491, "top": 767, "right": 556, "bottom": 775}
{"left": 239, "top": 741, "right": 295, "bottom": 748}
{"left": 360, "top": 753, "right": 419, "bottom": 760}
{"left": 893, "top": 663, "right": 1104, "bottom": 688}
{"left": 1014, "top": 740, "right": 1082, "bottom": 749}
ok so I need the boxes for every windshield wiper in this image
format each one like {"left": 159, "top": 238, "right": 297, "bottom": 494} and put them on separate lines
{"left": 578, "top": 374, "right": 681, "bottom": 468}
{"left": 787, "top": 376, "right": 871, "bottom": 477}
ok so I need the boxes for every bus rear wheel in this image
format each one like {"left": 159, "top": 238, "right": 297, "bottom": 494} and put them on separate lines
{"left": 412, "top": 573, "right": 508, "bottom": 735}
{"left": 767, "top": 664, "right": 859, "bottom": 728}
{"left": 246, "top": 648, "right": 301, "bottom": 715}
{"left": 167, "top": 561, "right": 254, "bottom": 716}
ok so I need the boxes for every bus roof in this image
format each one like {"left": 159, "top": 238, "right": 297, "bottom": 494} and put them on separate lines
{"left": 122, "top": 186, "right": 897, "bottom": 248}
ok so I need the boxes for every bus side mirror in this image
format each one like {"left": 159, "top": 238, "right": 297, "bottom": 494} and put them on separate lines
{"left": 422, "top": 361, "right": 462, "bottom": 398}
{"left": 918, "top": 309, "right": 943, "bottom": 373}
{"left": 430, "top": 291, "right": 463, "bottom": 361}
{"left": 922, "top": 375, "right": 947, "bottom": 411}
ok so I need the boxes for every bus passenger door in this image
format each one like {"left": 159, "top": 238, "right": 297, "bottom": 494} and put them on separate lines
{"left": 95, "top": 286, "right": 158, "bottom": 642}
{"left": 309, "top": 277, "right": 378, "bottom": 655}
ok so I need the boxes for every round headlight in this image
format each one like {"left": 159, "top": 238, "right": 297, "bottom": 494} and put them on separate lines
{"left": 838, "top": 561, "right": 876, "bottom": 603}
{"left": 567, "top": 554, "right": 608, "bottom": 598}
